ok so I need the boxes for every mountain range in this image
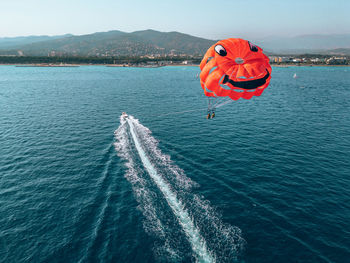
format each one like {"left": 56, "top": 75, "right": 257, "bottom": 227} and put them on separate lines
{"left": 0, "top": 30, "right": 214, "bottom": 57}
{"left": 0, "top": 30, "right": 349, "bottom": 56}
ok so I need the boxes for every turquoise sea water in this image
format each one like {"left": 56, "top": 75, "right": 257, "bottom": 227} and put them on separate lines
{"left": 0, "top": 65, "right": 349, "bottom": 262}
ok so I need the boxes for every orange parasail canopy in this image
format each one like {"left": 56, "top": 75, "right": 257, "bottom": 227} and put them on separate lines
{"left": 200, "top": 38, "right": 272, "bottom": 101}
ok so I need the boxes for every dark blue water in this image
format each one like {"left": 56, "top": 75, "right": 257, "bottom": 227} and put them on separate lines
{"left": 1, "top": 65, "right": 349, "bottom": 262}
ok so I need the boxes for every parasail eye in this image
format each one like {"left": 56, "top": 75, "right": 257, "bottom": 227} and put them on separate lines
{"left": 214, "top": 45, "right": 227, "bottom": 56}
{"left": 248, "top": 41, "right": 258, "bottom": 52}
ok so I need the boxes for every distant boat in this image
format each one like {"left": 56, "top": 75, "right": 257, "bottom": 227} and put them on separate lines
{"left": 293, "top": 73, "right": 298, "bottom": 79}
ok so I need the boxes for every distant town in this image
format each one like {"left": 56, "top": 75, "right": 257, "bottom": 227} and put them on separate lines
{"left": 269, "top": 55, "right": 348, "bottom": 65}
{"left": 0, "top": 53, "right": 349, "bottom": 67}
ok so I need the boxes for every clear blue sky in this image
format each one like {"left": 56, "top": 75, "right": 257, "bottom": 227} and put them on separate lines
{"left": 1, "top": 0, "right": 349, "bottom": 39}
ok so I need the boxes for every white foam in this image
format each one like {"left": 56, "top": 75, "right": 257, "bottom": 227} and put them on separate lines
{"left": 127, "top": 117, "right": 215, "bottom": 263}
{"left": 114, "top": 115, "right": 244, "bottom": 262}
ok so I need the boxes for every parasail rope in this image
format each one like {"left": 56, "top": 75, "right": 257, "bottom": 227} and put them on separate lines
{"left": 156, "top": 107, "right": 209, "bottom": 117}
{"left": 154, "top": 100, "right": 232, "bottom": 118}
{"left": 152, "top": 97, "right": 233, "bottom": 118}
{"left": 215, "top": 99, "right": 233, "bottom": 108}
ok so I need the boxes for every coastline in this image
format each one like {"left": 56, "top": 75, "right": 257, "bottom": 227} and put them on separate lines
{"left": 0, "top": 63, "right": 200, "bottom": 67}
{"left": 0, "top": 63, "right": 349, "bottom": 67}
{"left": 272, "top": 64, "right": 350, "bottom": 67}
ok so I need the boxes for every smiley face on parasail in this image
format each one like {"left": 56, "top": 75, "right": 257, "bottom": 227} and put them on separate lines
{"left": 199, "top": 38, "right": 272, "bottom": 118}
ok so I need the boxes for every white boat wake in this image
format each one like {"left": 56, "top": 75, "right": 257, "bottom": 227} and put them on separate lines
{"left": 114, "top": 115, "right": 244, "bottom": 262}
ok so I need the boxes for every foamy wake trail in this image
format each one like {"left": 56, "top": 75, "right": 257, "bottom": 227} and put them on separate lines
{"left": 114, "top": 115, "right": 245, "bottom": 262}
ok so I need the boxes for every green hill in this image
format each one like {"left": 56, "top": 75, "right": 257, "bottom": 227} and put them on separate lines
{"left": 1, "top": 30, "right": 215, "bottom": 56}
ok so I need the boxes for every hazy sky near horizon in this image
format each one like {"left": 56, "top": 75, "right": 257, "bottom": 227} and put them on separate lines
{"left": 1, "top": 0, "right": 349, "bottom": 39}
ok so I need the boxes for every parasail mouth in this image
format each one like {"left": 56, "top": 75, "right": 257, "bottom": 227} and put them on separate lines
{"left": 222, "top": 69, "right": 270, "bottom": 90}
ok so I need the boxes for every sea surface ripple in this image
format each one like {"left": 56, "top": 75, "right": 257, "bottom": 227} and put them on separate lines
{"left": 0, "top": 65, "right": 349, "bottom": 262}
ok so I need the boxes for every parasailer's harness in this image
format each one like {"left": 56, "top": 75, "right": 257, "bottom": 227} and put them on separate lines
{"left": 207, "top": 98, "right": 215, "bottom": 117}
